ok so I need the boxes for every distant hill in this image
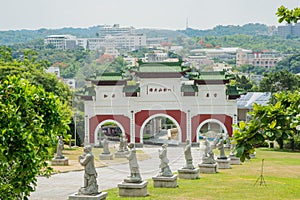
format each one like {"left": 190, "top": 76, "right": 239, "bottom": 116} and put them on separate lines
{"left": 178, "top": 23, "right": 271, "bottom": 37}
{"left": 136, "top": 28, "right": 186, "bottom": 39}
{"left": 0, "top": 23, "right": 272, "bottom": 45}
{"left": 0, "top": 26, "right": 101, "bottom": 45}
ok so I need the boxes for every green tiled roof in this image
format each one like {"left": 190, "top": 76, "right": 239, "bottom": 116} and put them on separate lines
{"left": 123, "top": 85, "right": 140, "bottom": 93}
{"left": 92, "top": 72, "right": 124, "bottom": 81}
{"left": 181, "top": 84, "right": 199, "bottom": 92}
{"left": 189, "top": 71, "right": 228, "bottom": 80}
{"left": 96, "top": 75, "right": 124, "bottom": 81}
{"left": 198, "top": 74, "right": 226, "bottom": 80}
{"left": 138, "top": 64, "right": 185, "bottom": 73}
{"left": 226, "top": 85, "right": 245, "bottom": 95}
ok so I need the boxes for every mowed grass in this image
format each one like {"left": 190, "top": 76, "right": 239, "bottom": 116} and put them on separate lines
{"left": 104, "top": 148, "right": 300, "bottom": 200}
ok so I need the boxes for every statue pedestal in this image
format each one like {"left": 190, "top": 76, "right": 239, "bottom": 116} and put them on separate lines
{"left": 229, "top": 156, "right": 241, "bottom": 165}
{"left": 216, "top": 158, "right": 231, "bottom": 169}
{"left": 69, "top": 192, "right": 108, "bottom": 200}
{"left": 250, "top": 153, "right": 256, "bottom": 159}
{"left": 198, "top": 163, "right": 218, "bottom": 174}
{"left": 178, "top": 168, "right": 200, "bottom": 179}
{"left": 99, "top": 153, "right": 113, "bottom": 160}
{"left": 51, "top": 157, "right": 69, "bottom": 166}
{"left": 118, "top": 181, "right": 148, "bottom": 197}
{"left": 152, "top": 175, "right": 178, "bottom": 188}
{"left": 114, "top": 151, "right": 128, "bottom": 158}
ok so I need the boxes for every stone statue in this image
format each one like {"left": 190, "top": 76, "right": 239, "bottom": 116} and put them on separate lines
{"left": 158, "top": 144, "right": 173, "bottom": 177}
{"left": 226, "top": 136, "right": 231, "bottom": 146}
{"left": 211, "top": 137, "right": 218, "bottom": 149}
{"left": 229, "top": 143, "right": 236, "bottom": 157}
{"left": 202, "top": 137, "right": 215, "bottom": 164}
{"left": 183, "top": 139, "right": 194, "bottom": 169}
{"left": 102, "top": 138, "right": 110, "bottom": 154}
{"left": 123, "top": 135, "right": 128, "bottom": 152}
{"left": 78, "top": 145, "right": 99, "bottom": 195}
{"left": 56, "top": 136, "right": 64, "bottom": 159}
{"left": 118, "top": 135, "right": 128, "bottom": 152}
{"left": 124, "top": 143, "right": 142, "bottom": 183}
{"left": 217, "top": 135, "right": 227, "bottom": 159}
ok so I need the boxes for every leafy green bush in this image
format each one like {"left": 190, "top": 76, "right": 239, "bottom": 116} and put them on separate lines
{"left": 0, "top": 76, "right": 70, "bottom": 199}
{"left": 258, "top": 141, "right": 269, "bottom": 148}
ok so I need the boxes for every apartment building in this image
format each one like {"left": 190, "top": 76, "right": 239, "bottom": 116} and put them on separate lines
{"left": 44, "top": 35, "right": 77, "bottom": 50}
{"left": 277, "top": 22, "right": 300, "bottom": 38}
{"left": 187, "top": 55, "right": 214, "bottom": 69}
{"left": 98, "top": 24, "right": 135, "bottom": 37}
{"left": 145, "top": 51, "right": 168, "bottom": 62}
{"left": 236, "top": 49, "right": 282, "bottom": 69}
{"left": 190, "top": 47, "right": 241, "bottom": 61}
{"left": 44, "top": 25, "right": 146, "bottom": 51}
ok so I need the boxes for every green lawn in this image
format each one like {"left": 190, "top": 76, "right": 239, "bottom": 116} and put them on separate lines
{"left": 103, "top": 148, "right": 300, "bottom": 200}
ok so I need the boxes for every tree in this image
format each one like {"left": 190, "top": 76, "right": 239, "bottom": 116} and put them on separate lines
{"left": 259, "top": 70, "right": 300, "bottom": 92}
{"left": 277, "top": 6, "right": 300, "bottom": 23}
{"left": 275, "top": 53, "right": 300, "bottom": 74}
{"left": 0, "top": 76, "right": 70, "bottom": 199}
{"left": 0, "top": 47, "right": 72, "bottom": 105}
{"left": 109, "top": 56, "right": 129, "bottom": 72}
{"left": 235, "top": 75, "right": 253, "bottom": 92}
{"left": 233, "top": 90, "right": 300, "bottom": 161}
{"left": 0, "top": 47, "right": 72, "bottom": 199}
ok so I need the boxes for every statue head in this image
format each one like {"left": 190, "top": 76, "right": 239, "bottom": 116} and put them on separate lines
{"left": 84, "top": 145, "right": 92, "bottom": 153}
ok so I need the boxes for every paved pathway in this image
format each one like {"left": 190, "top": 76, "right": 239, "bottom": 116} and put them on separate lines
{"left": 29, "top": 145, "right": 202, "bottom": 200}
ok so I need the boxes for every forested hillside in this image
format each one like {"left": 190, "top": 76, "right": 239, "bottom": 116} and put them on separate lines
{"left": 0, "top": 23, "right": 274, "bottom": 45}
{"left": 178, "top": 23, "right": 270, "bottom": 37}
{"left": 0, "top": 26, "right": 100, "bottom": 45}
{"left": 193, "top": 35, "right": 300, "bottom": 53}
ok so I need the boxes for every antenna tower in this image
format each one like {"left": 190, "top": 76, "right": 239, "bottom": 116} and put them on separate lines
{"left": 186, "top": 18, "right": 189, "bottom": 29}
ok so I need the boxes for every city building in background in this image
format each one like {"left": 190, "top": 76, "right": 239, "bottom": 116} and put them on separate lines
{"left": 236, "top": 49, "right": 282, "bottom": 69}
{"left": 277, "top": 22, "right": 300, "bottom": 38}
{"left": 44, "top": 24, "right": 146, "bottom": 52}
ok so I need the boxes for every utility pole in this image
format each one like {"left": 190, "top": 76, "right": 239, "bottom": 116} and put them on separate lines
{"left": 74, "top": 112, "right": 77, "bottom": 147}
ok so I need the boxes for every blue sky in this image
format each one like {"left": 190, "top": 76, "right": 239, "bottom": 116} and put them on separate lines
{"left": 0, "top": 0, "right": 299, "bottom": 30}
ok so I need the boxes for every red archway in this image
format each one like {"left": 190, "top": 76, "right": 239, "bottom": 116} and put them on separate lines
{"left": 191, "top": 114, "right": 232, "bottom": 142}
{"left": 135, "top": 110, "right": 186, "bottom": 143}
{"left": 89, "top": 115, "right": 130, "bottom": 143}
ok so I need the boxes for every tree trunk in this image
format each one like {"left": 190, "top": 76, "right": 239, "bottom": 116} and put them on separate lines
{"left": 276, "top": 138, "right": 284, "bottom": 149}
{"left": 290, "top": 138, "right": 295, "bottom": 151}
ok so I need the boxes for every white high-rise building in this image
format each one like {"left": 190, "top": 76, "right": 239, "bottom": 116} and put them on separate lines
{"left": 98, "top": 24, "right": 135, "bottom": 37}
{"left": 44, "top": 25, "right": 146, "bottom": 51}
{"left": 44, "top": 35, "right": 77, "bottom": 50}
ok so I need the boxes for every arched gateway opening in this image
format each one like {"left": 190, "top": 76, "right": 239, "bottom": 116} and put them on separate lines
{"left": 139, "top": 114, "right": 182, "bottom": 145}
{"left": 93, "top": 120, "right": 126, "bottom": 146}
{"left": 89, "top": 115, "right": 130, "bottom": 144}
{"left": 196, "top": 118, "right": 228, "bottom": 142}
{"left": 135, "top": 110, "right": 186, "bottom": 145}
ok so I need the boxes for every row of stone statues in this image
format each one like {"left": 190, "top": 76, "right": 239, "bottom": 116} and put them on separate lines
{"left": 65, "top": 134, "right": 237, "bottom": 198}
{"left": 56, "top": 134, "right": 231, "bottom": 168}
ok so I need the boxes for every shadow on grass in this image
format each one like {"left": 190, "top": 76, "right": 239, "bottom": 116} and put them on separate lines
{"left": 258, "top": 147, "right": 300, "bottom": 153}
